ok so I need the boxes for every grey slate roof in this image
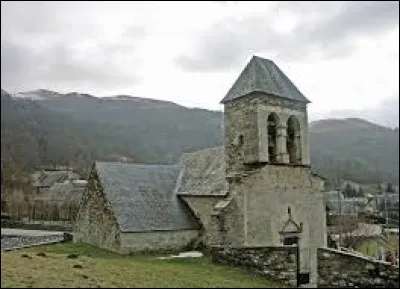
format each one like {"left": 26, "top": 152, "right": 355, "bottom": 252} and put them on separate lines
{"left": 33, "top": 171, "right": 78, "bottom": 187}
{"left": 176, "top": 147, "right": 228, "bottom": 197}
{"left": 221, "top": 56, "right": 310, "bottom": 104}
{"left": 95, "top": 162, "right": 199, "bottom": 232}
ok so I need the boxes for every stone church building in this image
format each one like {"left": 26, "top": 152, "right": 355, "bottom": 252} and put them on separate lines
{"left": 74, "top": 56, "right": 327, "bottom": 267}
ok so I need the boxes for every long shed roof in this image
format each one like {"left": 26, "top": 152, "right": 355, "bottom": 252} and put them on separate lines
{"left": 95, "top": 162, "right": 199, "bottom": 232}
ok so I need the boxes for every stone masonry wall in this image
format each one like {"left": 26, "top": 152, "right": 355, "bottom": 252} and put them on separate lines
{"left": 211, "top": 246, "right": 399, "bottom": 288}
{"left": 318, "top": 248, "right": 399, "bottom": 288}
{"left": 120, "top": 230, "right": 199, "bottom": 254}
{"left": 211, "top": 246, "right": 298, "bottom": 287}
{"left": 180, "top": 196, "right": 221, "bottom": 246}
{"left": 224, "top": 93, "right": 309, "bottom": 174}
{"left": 73, "top": 170, "right": 121, "bottom": 252}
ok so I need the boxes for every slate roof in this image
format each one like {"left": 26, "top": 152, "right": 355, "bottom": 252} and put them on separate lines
{"left": 33, "top": 171, "right": 78, "bottom": 187}
{"left": 221, "top": 55, "right": 310, "bottom": 104}
{"left": 176, "top": 147, "right": 228, "bottom": 197}
{"left": 95, "top": 162, "right": 199, "bottom": 232}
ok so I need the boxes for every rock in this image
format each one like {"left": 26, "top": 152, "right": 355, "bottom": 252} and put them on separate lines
{"left": 373, "top": 278, "right": 382, "bottom": 285}
{"left": 379, "top": 272, "right": 388, "bottom": 278}
{"left": 323, "top": 252, "right": 331, "bottom": 258}
{"left": 21, "top": 253, "right": 32, "bottom": 259}
{"left": 67, "top": 253, "right": 79, "bottom": 259}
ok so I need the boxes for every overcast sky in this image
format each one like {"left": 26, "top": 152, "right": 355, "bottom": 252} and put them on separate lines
{"left": 1, "top": 1, "right": 399, "bottom": 127}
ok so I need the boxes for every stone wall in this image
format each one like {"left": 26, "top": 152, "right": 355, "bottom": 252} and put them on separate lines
{"left": 120, "top": 229, "right": 199, "bottom": 254}
{"left": 73, "top": 170, "right": 121, "bottom": 252}
{"left": 224, "top": 93, "right": 309, "bottom": 173}
{"left": 318, "top": 248, "right": 399, "bottom": 288}
{"left": 211, "top": 246, "right": 400, "bottom": 288}
{"left": 211, "top": 246, "right": 297, "bottom": 287}
{"left": 180, "top": 196, "right": 221, "bottom": 246}
{"left": 219, "top": 165, "right": 326, "bottom": 284}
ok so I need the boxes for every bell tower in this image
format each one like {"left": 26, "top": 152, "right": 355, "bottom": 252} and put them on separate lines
{"left": 221, "top": 55, "right": 311, "bottom": 176}
{"left": 217, "top": 56, "right": 326, "bottom": 287}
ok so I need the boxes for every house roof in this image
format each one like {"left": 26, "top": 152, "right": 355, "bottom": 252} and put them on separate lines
{"left": 176, "top": 147, "right": 228, "bottom": 197}
{"left": 95, "top": 162, "right": 199, "bottom": 233}
{"left": 220, "top": 56, "right": 310, "bottom": 104}
{"left": 33, "top": 171, "right": 78, "bottom": 187}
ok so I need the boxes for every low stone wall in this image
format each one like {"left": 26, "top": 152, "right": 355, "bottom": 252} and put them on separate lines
{"left": 2, "top": 219, "right": 73, "bottom": 232}
{"left": 318, "top": 248, "right": 399, "bottom": 288}
{"left": 211, "top": 246, "right": 297, "bottom": 287}
{"left": 211, "top": 246, "right": 399, "bottom": 288}
{"left": 1, "top": 234, "right": 67, "bottom": 251}
{"left": 120, "top": 230, "right": 199, "bottom": 254}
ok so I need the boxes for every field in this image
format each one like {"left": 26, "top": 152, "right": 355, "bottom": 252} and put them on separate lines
{"left": 356, "top": 234, "right": 399, "bottom": 257}
{"left": 1, "top": 243, "right": 283, "bottom": 288}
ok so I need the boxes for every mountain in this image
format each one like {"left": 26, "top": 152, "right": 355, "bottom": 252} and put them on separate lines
{"left": 2, "top": 89, "right": 399, "bottom": 185}
{"left": 309, "top": 118, "right": 399, "bottom": 186}
{"left": 1, "top": 89, "right": 222, "bottom": 178}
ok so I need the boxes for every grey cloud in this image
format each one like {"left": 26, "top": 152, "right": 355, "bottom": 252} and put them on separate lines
{"left": 176, "top": 17, "right": 247, "bottom": 71}
{"left": 122, "top": 26, "right": 148, "bottom": 40}
{"left": 321, "top": 96, "right": 399, "bottom": 128}
{"left": 1, "top": 40, "right": 141, "bottom": 92}
{"left": 1, "top": 41, "right": 42, "bottom": 89}
{"left": 176, "top": 1, "right": 399, "bottom": 72}
{"left": 1, "top": 2, "right": 146, "bottom": 92}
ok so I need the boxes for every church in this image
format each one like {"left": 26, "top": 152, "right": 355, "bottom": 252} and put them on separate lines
{"left": 74, "top": 56, "right": 327, "bottom": 263}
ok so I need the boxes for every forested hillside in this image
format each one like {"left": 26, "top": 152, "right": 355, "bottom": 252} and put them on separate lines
{"left": 1, "top": 89, "right": 398, "bottom": 186}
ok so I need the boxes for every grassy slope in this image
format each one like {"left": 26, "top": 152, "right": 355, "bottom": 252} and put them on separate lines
{"left": 356, "top": 234, "right": 399, "bottom": 257}
{"left": 1, "top": 243, "right": 283, "bottom": 288}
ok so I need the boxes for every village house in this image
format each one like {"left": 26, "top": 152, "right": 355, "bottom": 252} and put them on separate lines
{"left": 74, "top": 56, "right": 328, "bottom": 281}
{"left": 32, "top": 168, "right": 80, "bottom": 195}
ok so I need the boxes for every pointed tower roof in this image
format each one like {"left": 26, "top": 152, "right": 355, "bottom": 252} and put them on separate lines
{"left": 220, "top": 56, "right": 310, "bottom": 104}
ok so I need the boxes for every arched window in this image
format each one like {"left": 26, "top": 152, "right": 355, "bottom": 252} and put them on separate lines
{"left": 287, "top": 116, "right": 301, "bottom": 164}
{"left": 267, "top": 113, "right": 279, "bottom": 163}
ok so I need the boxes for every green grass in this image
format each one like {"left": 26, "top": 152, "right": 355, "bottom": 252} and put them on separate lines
{"left": 357, "top": 234, "right": 399, "bottom": 257}
{"left": 1, "top": 243, "right": 284, "bottom": 288}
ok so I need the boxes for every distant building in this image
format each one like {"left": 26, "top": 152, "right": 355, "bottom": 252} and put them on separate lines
{"left": 32, "top": 180, "right": 87, "bottom": 221}
{"left": 324, "top": 191, "right": 367, "bottom": 216}
{"left": 32, "top": 169, "right": 80, "bottom": 195}
{"left": 30, "top": 169, "right": 85, "bottom": 221}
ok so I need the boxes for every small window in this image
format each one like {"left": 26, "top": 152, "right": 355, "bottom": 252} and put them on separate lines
{"left": 238, "top": 135, "right": 244, "bottom": 146}
{"left": 283, "top": 236, "right": 299, "bottom": 246}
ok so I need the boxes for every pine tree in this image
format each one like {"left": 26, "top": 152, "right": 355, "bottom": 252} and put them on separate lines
{"left": 344, "top": 183, "right": 353, "bottom": 197}
{"left": 358, "top": 187, "right": 364, "bottom": 197}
